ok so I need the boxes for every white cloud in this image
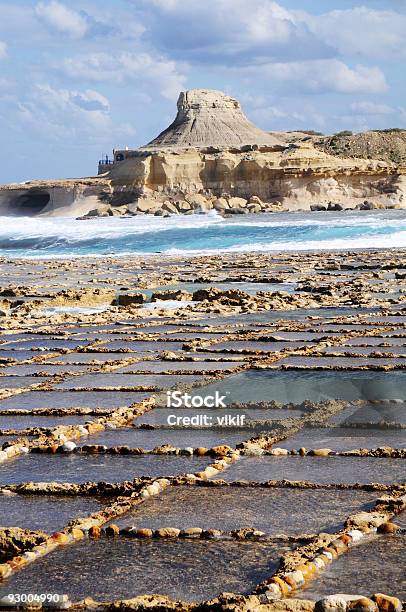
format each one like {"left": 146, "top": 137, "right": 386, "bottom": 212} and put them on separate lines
{"left": 138, "top": 0, "right": 333, "bottom": 63}
{"left": 252, "top": 105, "right": 306, "bottom": 123}
{"left": 63, "top": 52, "right": 187, "bottom": 100}
{"left": 255, "top": 60, "right": 388, "bottom": 95}
{"left": 17, "top": 84, "right": 134, "bottom": 144}
{"left": 71, "top": 90, "right": 110, "bottom": 112}
{"left": 35, "top": 1, "right": 88, "bottom": 38}
{"left": 302, "top": 7, "right": 406, "bottom": 60}
{"left": 0, "top": 41, "right": 7, "bottom": 59}
{"left": 138, "top": 0, "right": 406, "bottom": 66}
{"left": 350, "top": 102, "right": 394, "bottom": 115}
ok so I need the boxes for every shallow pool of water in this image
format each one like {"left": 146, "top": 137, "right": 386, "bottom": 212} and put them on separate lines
{"left": 0, "top": 454, "right": 210, "bottom": 485}
{"left": 0, "top": 414, "right": 94, "bottom": 429}
{"left": 333, "top": 402, "right": 406, "bottom": 426}
{"left": 217, "top": 456, "right": 405, "bottom": 485}
{"left": 0, "top": 350, "right": 49, "bottom": 362}
{"left": 0, "top": 538, "right": 290, "bottom": 602}
{"left": 116, "top": 361, "right": 243, "bottom": 373}
{"left": 47, "top": 353, "right": 143, "bottom": 364}
{"left": 299, "top": 535, "right": 405, "bottom": 600}
{"left": 115, "top": 486, "right": 377, "bottom": 534}
{"left": 276, "top": 356, "right": 406, "bottom": 367}
{"left": 197, "top": 371, "right": 406, "bottom": 403}
{"left": 0, "top": 377, "right": 40, "bottom": 389}
{"left": 0, "top": 340, "right": 90, "bottom": 350}
{"left": 80, "top": 426, "right": 250, "bottom": 449}
{"left": 208, "top": 341, "right": 310, "bottom": 353}
{"left": 278, "top": 427, "right": 406, "bottom": 451}
{"left": 0, "top": 495, "right": 104, "bottom": 532}
{"left": 55, "top": 374, "right": 203, "bottom": 390}
{"left": 100, "top": 341, "right": 185, "bottom": 352}
{"left": 0, "top": 391, "right": 151, "bottom": 410}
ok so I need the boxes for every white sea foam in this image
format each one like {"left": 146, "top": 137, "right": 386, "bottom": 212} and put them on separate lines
{"left": 0, "top": 211, "right": 223, "bottom": 242}
{"left": 0, "top": 210, "right": 405, "bottom": 257}
{"left": 162, "top": 230, "right": 406, "bottom": 255}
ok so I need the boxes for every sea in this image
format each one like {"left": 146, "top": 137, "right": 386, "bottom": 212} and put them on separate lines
{"left": 0, "top": 210, "right": 405, "bottom": 258}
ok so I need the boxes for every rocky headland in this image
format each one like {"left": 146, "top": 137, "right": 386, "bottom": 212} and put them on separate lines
{"left": 0, "top": 89, "right": 405, "bottom": 217}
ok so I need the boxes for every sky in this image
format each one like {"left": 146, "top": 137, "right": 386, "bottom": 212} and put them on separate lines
{"left": 0, "top": 0, "right": 405, "bottom": 183}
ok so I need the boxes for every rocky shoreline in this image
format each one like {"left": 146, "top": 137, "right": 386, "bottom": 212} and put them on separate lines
{"left": 77, "top": 194, "right": 398, "bottom": 220}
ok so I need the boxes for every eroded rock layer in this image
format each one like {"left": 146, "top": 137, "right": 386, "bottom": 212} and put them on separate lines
{"left": 107, "top": 144, "right": 404, "bottom": 211}
{"left": 142, "top": 89, "right": 282, "bottom": 149}
{"left": 0, "top": 89, "right": 405, "bottom": 215}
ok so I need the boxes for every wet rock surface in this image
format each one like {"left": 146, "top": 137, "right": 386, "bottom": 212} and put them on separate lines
{"left": 0, "top": 527, "right": 47, "bottom": 562}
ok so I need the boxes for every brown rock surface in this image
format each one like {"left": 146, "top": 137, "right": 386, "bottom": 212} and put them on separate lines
{"left": 0, "top": 527, "right": 47, "bottom": 562}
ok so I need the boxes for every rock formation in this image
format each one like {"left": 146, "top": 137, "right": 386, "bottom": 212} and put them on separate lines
{"left": 0, "top": 178, "right": 110, "bottom": 217}
{"left": 142, "top": 88, "right": 282, "bottom": 149}
{"left": 103, "top": 89, "right": 405, "bottom": 213}
{"left": 0, "top": 89, "right": 405, "bottom": 216}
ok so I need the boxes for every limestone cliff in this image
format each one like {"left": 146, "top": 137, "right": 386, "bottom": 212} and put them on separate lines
{"left": 0, "top": 178, "right": 110, "bottom": 216}
{"left": 107, "top": 143, "right": 404, "bottom": 212}
{"left": 0, "top": 89, "right": 405, "bottom": 216}
{"left": 105, "top": 89, "right": 405, "bottom": 211}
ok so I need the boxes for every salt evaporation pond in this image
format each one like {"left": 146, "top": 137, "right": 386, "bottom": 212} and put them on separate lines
{"left": 0, "top": 539, "right": 291, "bottom": 602}
{"left": 196, "top": 371, "right": 406, "bottom": 403}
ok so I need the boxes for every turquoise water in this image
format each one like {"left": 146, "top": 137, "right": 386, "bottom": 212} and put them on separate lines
{"left": 0, "top": 210, "right": 405, "bottom": 257}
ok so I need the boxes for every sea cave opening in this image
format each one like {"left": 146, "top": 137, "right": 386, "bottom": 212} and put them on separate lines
{"left": 12, "top": 191, "right": 51, "bottom": 215}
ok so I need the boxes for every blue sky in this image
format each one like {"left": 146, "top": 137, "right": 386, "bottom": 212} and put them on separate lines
{"left": 0, "top": 0, "right": 404, "bottom": 183}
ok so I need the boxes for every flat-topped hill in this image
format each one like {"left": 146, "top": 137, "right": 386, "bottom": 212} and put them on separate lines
{"left": 142, "top": 89, "right": 282, "bottom": 150}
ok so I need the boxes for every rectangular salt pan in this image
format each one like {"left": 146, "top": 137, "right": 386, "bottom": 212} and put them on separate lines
{"left": 0, "top": 539, "right": 290, "bottom": 602}
{"left": 299, "top": 535, "right": 405, "bottom": 600}
{"left": 0, "top": 377, "right": 40, "bottom": 389}
{"left": 0, "top": 364, "right": 90, "bottom": 376}
{"left": 115, "top": 486, "right": 377, "bottom": 534}
{"left": 0, "top": 495, "right": 103, "bottom": 532}
{"left": 321, "top": 346, "right": 406, "bottom": 356}
{"left": 77, "top": 427, "right": 250, "bottom": 450}
{"left": 116, "top": 361, "right": 243, "bottom": 373}
{"left": 275, "top": 357, "right": 406, "bottom": 367}
{"left": 0, "top": 351, "right": 50, "bottom": 362}
{"left": 278, "top": 427, "right": 406, "bottom": 451}
{"left": 196, "top": 371, "right": 406, "bottom": 403}
{"left": 217, "top": 456, "right": 406, "bottom": 485}
{"left": 0, "top": 391, "right": 151, "bottom": 410}
{"left": 47, "top": 353, "right": 143, "bottom": 364}
{"left": 331, "top": 402, "right": 406, "bottom": 426}
{"left": 55, "top": 374, "right": 204, "bottom": 390}
{"left": 208, "top": 341, "right": 309, "bottom": 352}
{"left": 0, "top": 454, "right": 210, "bottom": 485}
{"left": 0, "top": 414, "right": 96, "bottom": 429}
{"left": 0, "top": 340, "right": 90, "bottom": 350}
{"left": 100, "top": 341, "right": 184, "bottom": 351}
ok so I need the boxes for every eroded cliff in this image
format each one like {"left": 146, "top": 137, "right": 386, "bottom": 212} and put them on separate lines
{"left": 0, "top": 89, "right": 404, "bottom": 216}
{"left": 107, "top": 143, "right": 404, "bottom": 211}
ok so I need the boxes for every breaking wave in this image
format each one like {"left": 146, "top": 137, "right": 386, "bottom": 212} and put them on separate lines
{"left": 0, "top": 210, "right": 405, "bottom": 258}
